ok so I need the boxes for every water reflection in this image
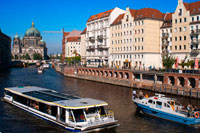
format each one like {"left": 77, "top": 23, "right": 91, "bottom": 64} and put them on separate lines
{"left": 0, "top": 67, "right": 200, "bottom": 132}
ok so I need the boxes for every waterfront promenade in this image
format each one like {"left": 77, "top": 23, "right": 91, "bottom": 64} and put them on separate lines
{"left": 55, "top": 64, "right": 200, "bottom": 99}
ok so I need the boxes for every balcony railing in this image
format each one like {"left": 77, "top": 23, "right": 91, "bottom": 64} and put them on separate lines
{"left": 86, "top": 45, "right": 95, "bottom": 50}
{"left": 89, "top": 36, "right": 95, "bottom": 43}
{"left": 191, "top": 29, "right": 200, "bottom": 36}
{"left": 191, "top": 39, "right": 200, "bottom": 45}
{"left": 97, "top": 35, "right": 103, "bottom": 40}
{"left": 162, "top": 33, "right": 169, "bottom": 38}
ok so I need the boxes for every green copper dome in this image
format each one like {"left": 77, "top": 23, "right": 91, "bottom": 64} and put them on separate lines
{"left": 25, "top": 21, "right": 41, "bottom": 37}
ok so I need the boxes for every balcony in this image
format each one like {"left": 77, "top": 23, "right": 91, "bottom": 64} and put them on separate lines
{"left": 86, "top": 45, "right": 95, "bottom": 51}
{"left": 191, "top": 49, "right": 200, "bottom": 56}
{"left": 97, "top": 35, "right": 103, "bottom": 41}
{"left": 89, "top": 36, "right": 95, "bottom": 43}
{"left": 190, "top": 29, "right": 200, "bottom": 36}
{"left": 97, "top": 44, "right": 107, "bottom": 49}
{"left": 191, "top": 39, "right": 200, "bottom": 45}
{"left": 162, "top": 33, "right": 169, "bottom": 38}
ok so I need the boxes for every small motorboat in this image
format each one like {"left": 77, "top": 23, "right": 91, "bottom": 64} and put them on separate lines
{"left": 132, "top": 92, "right": 200, "bottom": 125}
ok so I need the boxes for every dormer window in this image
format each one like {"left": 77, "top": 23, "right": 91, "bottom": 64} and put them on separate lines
{"left": 179, "top": 9, "right": 182, "bottom": 16}
{"left": 126, "top": 15, "right": 129, "bottom": 21}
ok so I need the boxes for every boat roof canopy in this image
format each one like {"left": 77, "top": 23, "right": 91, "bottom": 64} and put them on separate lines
{"left": 5, "top": 86, "right": 108, "bottom": 109}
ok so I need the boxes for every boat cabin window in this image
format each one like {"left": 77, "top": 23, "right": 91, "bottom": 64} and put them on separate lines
{"left": 153, "top": 101, "right": 155, "bottom": 104}
{"left": 156, "top": 101, "right": 162, "bottom": 109}
{"left": 69, "top": 110, "right": 75, "bottom": 122}
{"left": 73, "top": 109, "right": 86, "bottom": 122}
{"left": 148, "top": 100, "right": 153, "bottom": 104}
{"left": 99, "top": 106, "right": 106, "bottom": 116}
{"left": 5, "top": 90, "right": 13, "bottom": 96}
{"left": 164, "top": 103, "right": 170, "bottom": 108}
{"left": 85, "top": 107, "right": 98, "bottom": 115}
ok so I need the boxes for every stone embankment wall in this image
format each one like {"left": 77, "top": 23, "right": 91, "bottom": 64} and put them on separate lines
{"left": 55, "top": 64, "right": 200, "bottom": 99}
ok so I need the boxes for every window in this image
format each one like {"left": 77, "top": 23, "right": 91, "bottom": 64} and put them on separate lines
{"left": 184, "top": 45, "right": 186, "bottom": 50}
{"left": 184, "top": 36, "right": 186, "bottom": 40}
{"left": 130, "top": 23, "right": 132, "bottom": 27}
{"left": 142, "top": 38, "right": 144, "bottom": 42}
{"left": 175, "top": 37, "right": 177, "bottom": 41}
{"left": 184, "top": 27, "right": 186, "bottom": 32}
{"left": 164, "top": 103, "right": 170, "bottom": 108}
{"left": 179, "top": 9, "right": 182, "bottom": 16}
{"left": 142, "top": 29, "right": 144, "bottom": 33}
{"left": 192, "top": 17, "right": 194, "bottom": 22}
{"left": 184, "top": 17, "right": 187, "bottom": 22}
{"left": 179, "top": 45, "right": 182, "bottom": 50}
{"left": 175, "top": 46, "right": 177, "bottom": 50}
{"left": 197, "top": 16, "right": 199, "bottom": 21}
{"left": 175, "top": 19, "right": 177, "bottom": 24}
{"left": 148, "top": 100, "right": 153, "bottom": 104}
{"left": 175, "top": 28, "right": 177, "bottom": 32}
{"left": 180, "top": 18, "right": 182, "bottom": 23}
{"left": 179, "top": 36, "right": 182, "bottom": 41}
{"left": 179, "top": 27, "right": 182, "bottom": 32}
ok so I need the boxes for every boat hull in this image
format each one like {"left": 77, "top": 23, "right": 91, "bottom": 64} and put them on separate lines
{"left": 135, "top": 102, "right": 200, "bottom": 125}
{"left": 4, "top": 97, "right": 118, "bottom": 132}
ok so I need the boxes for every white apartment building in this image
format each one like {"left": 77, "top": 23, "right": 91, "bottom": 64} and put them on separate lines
{"left": 65, "top": 37, "right": 81, "bottom": 58}
{"left": 86, "top": 7, "right": 125, "bottom": 67}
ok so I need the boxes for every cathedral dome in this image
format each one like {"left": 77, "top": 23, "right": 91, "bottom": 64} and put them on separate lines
{"left": 25, "top": 21, "right": 41, "bottom": 37}
{"left": 14, "top": 33, "right": 20, "bottom": 39}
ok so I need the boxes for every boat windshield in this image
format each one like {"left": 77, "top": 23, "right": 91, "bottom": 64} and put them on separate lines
{"left": 84, "top": 106, "right": 106, "bottom": 118}
{"left": 72, "top": 109, "right": 86, "bottom": 122}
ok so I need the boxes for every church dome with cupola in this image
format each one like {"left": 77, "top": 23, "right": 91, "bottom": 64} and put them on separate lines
{"left": 25, "top": 21, "right": 41, "bottom": 37}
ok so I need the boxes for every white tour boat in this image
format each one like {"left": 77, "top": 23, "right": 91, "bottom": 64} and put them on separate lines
{"left": 132, "top": 93, "right": 200, "bottom": 125}
{"left": 4, "top": 86, "right": 118, "bottom": 132}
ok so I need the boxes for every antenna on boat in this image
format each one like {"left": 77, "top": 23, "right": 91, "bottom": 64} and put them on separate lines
{"left": 155, "top": 93, "right": 165, "bottom": 98}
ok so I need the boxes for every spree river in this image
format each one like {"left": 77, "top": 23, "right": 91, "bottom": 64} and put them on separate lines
{"left": 0, "top": 66, "right": 200, "bottom": 133}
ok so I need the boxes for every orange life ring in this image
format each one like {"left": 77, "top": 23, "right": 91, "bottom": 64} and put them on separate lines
{"left": 194, "top": 112, "right": 199, "bottom": 118}
{"left": 80, "top": 114, "right": 85, "bottom": 120}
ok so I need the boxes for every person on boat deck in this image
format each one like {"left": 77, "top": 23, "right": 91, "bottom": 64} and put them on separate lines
{"left": 138, "top": 91, "right": 144, "bottom": 99}
{"left": 194, "top": 106, "right": 199, "bottom": 111}
{"left": 187, "top": 104, "right": 193, "bottom": 117}
{"left": 47, "top": 105, "right": 51, "bottom": 114}
{"left": 132, "top": 90, "right": 136, "bottom": 99}
{"left": 181, "top": 106, "right": 187, "bottom": 112}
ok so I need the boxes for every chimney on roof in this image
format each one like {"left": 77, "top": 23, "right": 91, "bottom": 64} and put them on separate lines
{"left": 126, "top": 6, "right": 130, "bottom": 11}
{"left": 178, "top": 0, "right": 183, "bottom": 4}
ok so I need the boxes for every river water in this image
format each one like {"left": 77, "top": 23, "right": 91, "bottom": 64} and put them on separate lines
{"left": 0, "top": 66, "right": 200, "bottom": 133}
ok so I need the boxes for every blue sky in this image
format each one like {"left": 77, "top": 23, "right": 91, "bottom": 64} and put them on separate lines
{"left": 0, "top": 0, "right": 198, "bottom": 54}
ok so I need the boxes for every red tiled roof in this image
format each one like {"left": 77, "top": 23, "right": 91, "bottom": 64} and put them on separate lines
{"left": 63, "top": 32, "right": 70, "bottom": 37}
{"left": 67, "top": 37, "right": 80, "bottom": 42}
{"left": 184, "top": 1, "right": 200, "bottom": 15}
{"left": 161, "top": 12, "right": 173, "bottom": 28}
{"left": 87, "top": 9, "right": 114, "bottom": 22}
{"left": 81, "top": 28, "right": 86, "bottom": 34}
{"left": 111, "top": 14, "right": 125, "bottom": 26}
{"left": 130, "top": 9, "right": 137, "bottom": 17}
{"left": 134, "top": 8, "right": 165, "bottom": 21}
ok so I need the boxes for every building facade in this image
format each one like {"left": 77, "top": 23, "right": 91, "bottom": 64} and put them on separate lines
{"left": 80, "top": 28, "right": 87, "bottom": 65}
{"left": 65, "top": 37, "right": 81, "bottom": 58}
{"left": 161, "top": 0, "right": 200, "bottom": 65}
{"left": 85, "top": 7, "right": 125, "bottom": 67}
{"left": 110, "top": 7, "right": 164, "bottom": 69}
{"left": 12, "top": 21, "right": 47, "bottom": 60}
{"left": 62, "top": 30, "right": 82, "bottom": 62}
{"left": 0, "top": 30, "right": 11, "bottom": 71}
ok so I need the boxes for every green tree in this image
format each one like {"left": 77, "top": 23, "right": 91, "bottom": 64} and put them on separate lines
{"left": 162, "top": 55, "right": 175, "bottom": 69}
{"left": 24, "top": 54, "right": 31, "bottom": 60}
{"left": 33, "top": 53, "right": 42, "bottom": 60}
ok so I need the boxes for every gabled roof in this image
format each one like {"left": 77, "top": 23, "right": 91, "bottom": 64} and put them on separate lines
{"left": 134, "top": 8, "right": 165, "bottom": 21}
{"left": 161, "top": 12, "right": 173, "bottom": 29}
{"left": 129, "top": 9, "right": 137, "bottom": 17}
{"left": 111, "top": 13, "right": 125, "bottom": 26}
{"left": 67, "top": 37, "right": 81, "bottom": 42}
{"left": 81, "top": 28, "right": 87, "bottom": 34}
{"left": 63, "top": 32, "right": 70, "bottom": 37}
{"left": 87, "top": 9, "right": 114, "bottom": 22}
{"left": 184, "top": 1, "right": 200, "bottom": 15}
